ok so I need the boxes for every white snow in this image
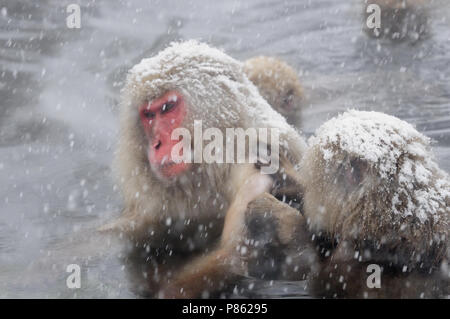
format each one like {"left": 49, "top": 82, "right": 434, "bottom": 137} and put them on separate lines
{"left": 310, "top": 110, "right": 450, "bottom": 223}
{"left": 311, "top": 110, "right": 428, "bottom": 177}
{"left": 130, "top": 40, "right": 238, "bottom": 82}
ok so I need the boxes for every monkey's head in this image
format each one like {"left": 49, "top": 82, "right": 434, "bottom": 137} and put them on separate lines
{"left": 244, "top": 56, "right": 303, "bottom": 119}
{"left": 299, "top": 110, "right": 449, "bottom": 254}
{"left": 117, "top": 41, "right": 300, "bottom": 192}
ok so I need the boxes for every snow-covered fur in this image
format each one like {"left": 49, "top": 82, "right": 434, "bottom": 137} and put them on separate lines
{"left": 244, "top": 56, "right": 303, "bottom": 125}
{"left": 300, "top": 110, "right": 449, "bottom": 270}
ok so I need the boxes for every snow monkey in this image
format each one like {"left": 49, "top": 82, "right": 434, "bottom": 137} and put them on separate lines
{"left": 101, "top": 41, "right": 310, "bottom": 298}
{"left": 298, "top": 110, "right": 449, "bottom": 298}
{"left": 244, "top": 56, "right": 303, "bottom": 127}
{"left": 363, "top": 0, "right": 430, "bottom": 43}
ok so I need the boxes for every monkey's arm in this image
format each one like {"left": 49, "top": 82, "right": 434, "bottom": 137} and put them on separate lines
{"left": 157, "top": 247, "right": 238, "bottom": 298}
{"left": 159, "top": 170, "right": 315, "bottom": 297}
{"left": 98, "top": 204, "right": 167, "bottom": 241}
{"left": 244, "top": 192, "right": 315, "bottom": 280}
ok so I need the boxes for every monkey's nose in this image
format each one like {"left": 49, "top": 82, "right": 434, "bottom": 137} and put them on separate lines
{"left": 153, "top": 140, "right": 162, "bottom": 150}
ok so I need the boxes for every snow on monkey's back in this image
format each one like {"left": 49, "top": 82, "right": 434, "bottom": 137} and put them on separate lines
{"left": 310, "top": 110, "right": 449, "bottom": 224}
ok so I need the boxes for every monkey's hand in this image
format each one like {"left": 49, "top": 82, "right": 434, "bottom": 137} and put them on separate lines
{"left": 245, "top": 193, "right": 305, "bottom": 247}
{"left": 220, "top": 173, "right": 274, "bottom": 248}
{"left": 240, "top": 193, "right": 314, "bottom": 280}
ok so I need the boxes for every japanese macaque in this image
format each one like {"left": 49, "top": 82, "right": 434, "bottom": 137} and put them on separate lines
{"left": 363, "top": 0, "right": 430, "bottom": 43}
{"left": 244, "top": 56, "right": 303, "bottom": 127}
{"left": 101, "top": 41, "right": 310, "bottom": 298}
{"left": 297, "top": 110, "right": 449, "bottom": 298}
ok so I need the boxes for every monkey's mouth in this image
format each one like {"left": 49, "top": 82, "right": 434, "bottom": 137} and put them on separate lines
{"left": 158, "top": 161, "right": 191, "bottom": 178}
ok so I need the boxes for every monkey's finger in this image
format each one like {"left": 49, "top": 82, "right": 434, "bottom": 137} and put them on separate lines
{"left": 246, "top": 193, "right": 305, "bottom": 245}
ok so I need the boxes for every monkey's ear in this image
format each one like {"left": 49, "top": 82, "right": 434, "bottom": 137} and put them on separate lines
{"left": 346, "top": 157, "right": 369, "bottom": 186}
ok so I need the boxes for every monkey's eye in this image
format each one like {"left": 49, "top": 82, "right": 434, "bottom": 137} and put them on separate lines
{"left": 161, "top": 102, "right": 176, "bottom": 114}
{"left": 283, "top": 89, "right": 294, "bottom": 105}
{"left": 142, "top": 110, "right": 156, "bottom": 119}
{"left": 346, "top": 158, "right": 366, "bottom": 186}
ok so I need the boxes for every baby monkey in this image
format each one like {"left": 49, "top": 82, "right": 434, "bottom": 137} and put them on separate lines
{"left": 244, "top": 56, "right": 303, "bottom": 127}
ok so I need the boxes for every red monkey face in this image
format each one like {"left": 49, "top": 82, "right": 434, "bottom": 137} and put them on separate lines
{"left": 139, "top": 90, "right": 190, "bottom": 178}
